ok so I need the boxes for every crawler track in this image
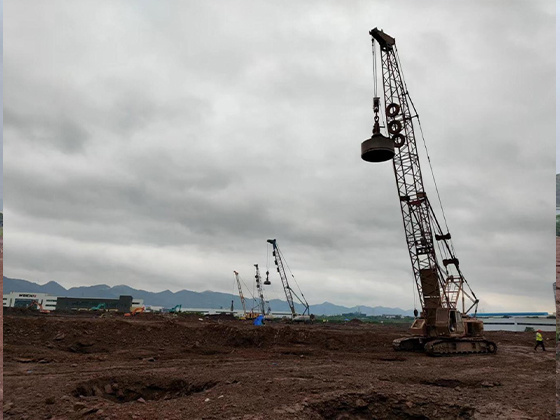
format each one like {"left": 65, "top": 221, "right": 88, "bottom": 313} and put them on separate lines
{"left": 424, "top": 338, "right": 497, "bottom": 356}
{"left": 393, "top": 336, "right": 498, "bottom": 356}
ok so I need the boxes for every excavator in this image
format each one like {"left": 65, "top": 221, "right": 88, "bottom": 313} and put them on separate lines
{"left": 124, "top": 306, "right": 145, "bottom": 317}
{"left": 233, "top": 270, "right": 259, "bottom": 320}
{"left": 29, "top": 300, "right": 50, "bottom": 314}
{"left": 361, "top": 28, "right": 496, "bottom": 356}
{"left": 169, "top": 304, "right": 182, "bottom": 314}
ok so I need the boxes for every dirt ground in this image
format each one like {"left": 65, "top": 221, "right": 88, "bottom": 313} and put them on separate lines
{"left": 1, "top": 237, "right": 4, "bottom": 415}
{"left": 3, "top": 310, "right": 555, "bottom": 420}
{"left": 556, "top": 237, "right": 560, "bottom": 418}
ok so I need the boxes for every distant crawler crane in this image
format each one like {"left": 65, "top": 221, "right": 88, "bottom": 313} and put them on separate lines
{"left": 233, "top": 270, "right": 258, "bottom": 320}
{"left": 254, "top": 264, "right": 271, "bottom": 316}
{"left": 362, "top": 28, "right": 496, "bottom": 355}
{"left": 266, "top": 239, "right": 311, "bottom": 322}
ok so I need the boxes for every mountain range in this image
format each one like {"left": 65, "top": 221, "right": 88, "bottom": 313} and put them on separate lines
{"left": 3, "top": 276, "right": 414, "bottom": 316}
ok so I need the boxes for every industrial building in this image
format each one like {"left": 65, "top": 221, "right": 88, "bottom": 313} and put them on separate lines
{"left": 55, "top": 295, "right": 135, "bottom": 312}
{"left": 3, "top": 292, "right": 142, "bottom": 313}
{"left": 3, "top": 292, "right": 58, "bottom": 311}
{"left": 474, "top": 312, "right": 555, "bottom": 332}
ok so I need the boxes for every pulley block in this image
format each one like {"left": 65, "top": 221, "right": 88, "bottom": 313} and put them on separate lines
{"left": 388, "top": 120, "right": 402, "bottom": 134}
{"left": 393, "top": 133, "right": 405, "bottom": 148}
{"left": 386, "top": 103, "right": 400, "bottom": 117}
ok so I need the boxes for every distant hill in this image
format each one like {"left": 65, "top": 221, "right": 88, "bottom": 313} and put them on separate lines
{"left": 3, "top": 276, "right": 414, "bottom": 316}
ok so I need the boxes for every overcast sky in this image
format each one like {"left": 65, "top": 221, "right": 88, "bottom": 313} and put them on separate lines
{"left": 557, "top": 0, "right": 560, "bottom": 174}
{"left": 5, "top": 1, "right": 555, "bottom": 313}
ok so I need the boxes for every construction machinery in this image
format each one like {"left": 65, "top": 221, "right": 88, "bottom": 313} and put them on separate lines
{"left": 362, "top": 28, "right": 496, "bottom": 356}
{"left": 169, "top": 304, "right": 182, "bottom": 314}
{"left": 124, "top": 306, "right": 145, "bottom": 317}
{"left": 233, "top": 270, "right": 259, "bottom": 320}
{"left": 254, "top": 264, "right": 272, "bottom": 319}
{"left": 266, "top": 239, "right": 311, "bottom": 322}
{"left": 90, "top": 303, "right": 107, "bottom": 311}
{"left": 29, "top": 300, "right": 50, "bottom": 314}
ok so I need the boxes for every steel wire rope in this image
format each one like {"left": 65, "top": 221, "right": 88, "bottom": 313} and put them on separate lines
{"left": 412, "top": 273, "right": 417, "bottom": 313}
{"left": 385, "top": 45, "right": 420, "bottom": 311}
{"left": 238, "top": 272, "right": 257, "bottom": 304}
{"left": 232, "top": 272, "right": 238, "bottom": 312}
{"left": 277, "top": 247, "right": 309, "bottom": 309}
{"left": 264, "top": 241, "right": 282, "bottom": 310}
{"left": 393, "top": 46, "right": 457, "bottom": 310}
{"left": 395, "top": 48, "right": 479, "bottom": 315}
{"left": 372, "top": 39, "right": 377, "bottom": 102}
{"left": 395, "top": 48, "right": 452, "bottom": 244}
{"left": 372, "top": 39, "right": 388, "bottom": 130}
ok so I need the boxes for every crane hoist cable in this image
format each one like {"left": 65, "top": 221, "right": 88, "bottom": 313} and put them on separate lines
{"left": 267, "top": 239, "right": 310, "bottom": 317}
{"left": 395, "top": 47, "right": 451, "bottom": 238}
{"left": 277, "top": 247, "right": 309, "bottom": 310}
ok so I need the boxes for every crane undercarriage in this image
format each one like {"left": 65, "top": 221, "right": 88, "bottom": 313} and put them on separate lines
{"left": 394, "top": 336, "right": 497, "bottom": 356}
{"left": 393, "top": 309, "right": 496, "bottom": 355}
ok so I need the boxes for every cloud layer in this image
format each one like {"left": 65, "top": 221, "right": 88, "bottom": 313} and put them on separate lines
{"left": 5, "top": 1, "right": 555, "bottom": 312}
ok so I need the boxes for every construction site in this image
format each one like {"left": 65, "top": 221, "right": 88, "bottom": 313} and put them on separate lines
{"left": 1, "top": 311, "right": 555, "bottom": 419}
{"left": 3, "top": 28, "right": 556, "bottom": 419}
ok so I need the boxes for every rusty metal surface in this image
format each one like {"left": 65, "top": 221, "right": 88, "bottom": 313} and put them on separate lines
{"left": 361, "top": 133, "right": 394, "bottom": 163}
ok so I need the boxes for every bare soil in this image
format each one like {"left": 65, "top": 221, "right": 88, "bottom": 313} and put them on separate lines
{"left": 556, "top": 237, "right": 560, "bottom": 418}
{"left": 1, "top": 237, "right": 4, "bottom": 416}
{"left": 3, "top": 310, "right": 555, "bottom": 419}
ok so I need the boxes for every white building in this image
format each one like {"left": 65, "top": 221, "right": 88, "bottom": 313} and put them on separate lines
{"left": 3, "top": 292, "right": 58, "bottom": 311}
{"left": 131, "top": 298, "right": 144, "bottom": 309}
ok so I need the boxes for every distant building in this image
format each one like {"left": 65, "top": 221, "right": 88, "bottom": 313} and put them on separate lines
{"left": 4, "top": 292, "right": 139, "bottom": 313}
{"left": 56, "top": 295, "right": 134, "bottom": 312}
{"left": 472, "top": 312, "right": 555, "bottom": 332}
{"left": 131, "top": 298, "right": 144, "bottom": 309}
{"left": 3, "top": 292, "right": 58, "bottom": 311}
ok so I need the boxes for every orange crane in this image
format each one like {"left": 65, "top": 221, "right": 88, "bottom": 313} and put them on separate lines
{"left": 233, "top": 271, "right": 258, "bottom": 320}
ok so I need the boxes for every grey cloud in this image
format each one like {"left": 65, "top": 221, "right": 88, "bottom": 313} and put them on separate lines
{"left": 4, "top": 1, "right": 555, "bottom": 312}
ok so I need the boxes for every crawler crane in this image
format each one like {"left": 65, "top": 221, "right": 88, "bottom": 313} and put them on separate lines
{"left": 362, "top": 28, "right": 496, "bottom": 355}
{"left": 266, "top": 239, "right": 311, "bottom": 322}
{"left": 254, "top": 264, "right": 272, "bottom": 317}
{"left": 233, "top": 270, "right": 258, "bottom": 320}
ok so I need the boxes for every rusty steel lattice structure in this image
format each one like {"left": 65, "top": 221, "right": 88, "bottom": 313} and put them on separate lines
{"left": 369, "top": 28, "right": 479, "bottom": 319}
